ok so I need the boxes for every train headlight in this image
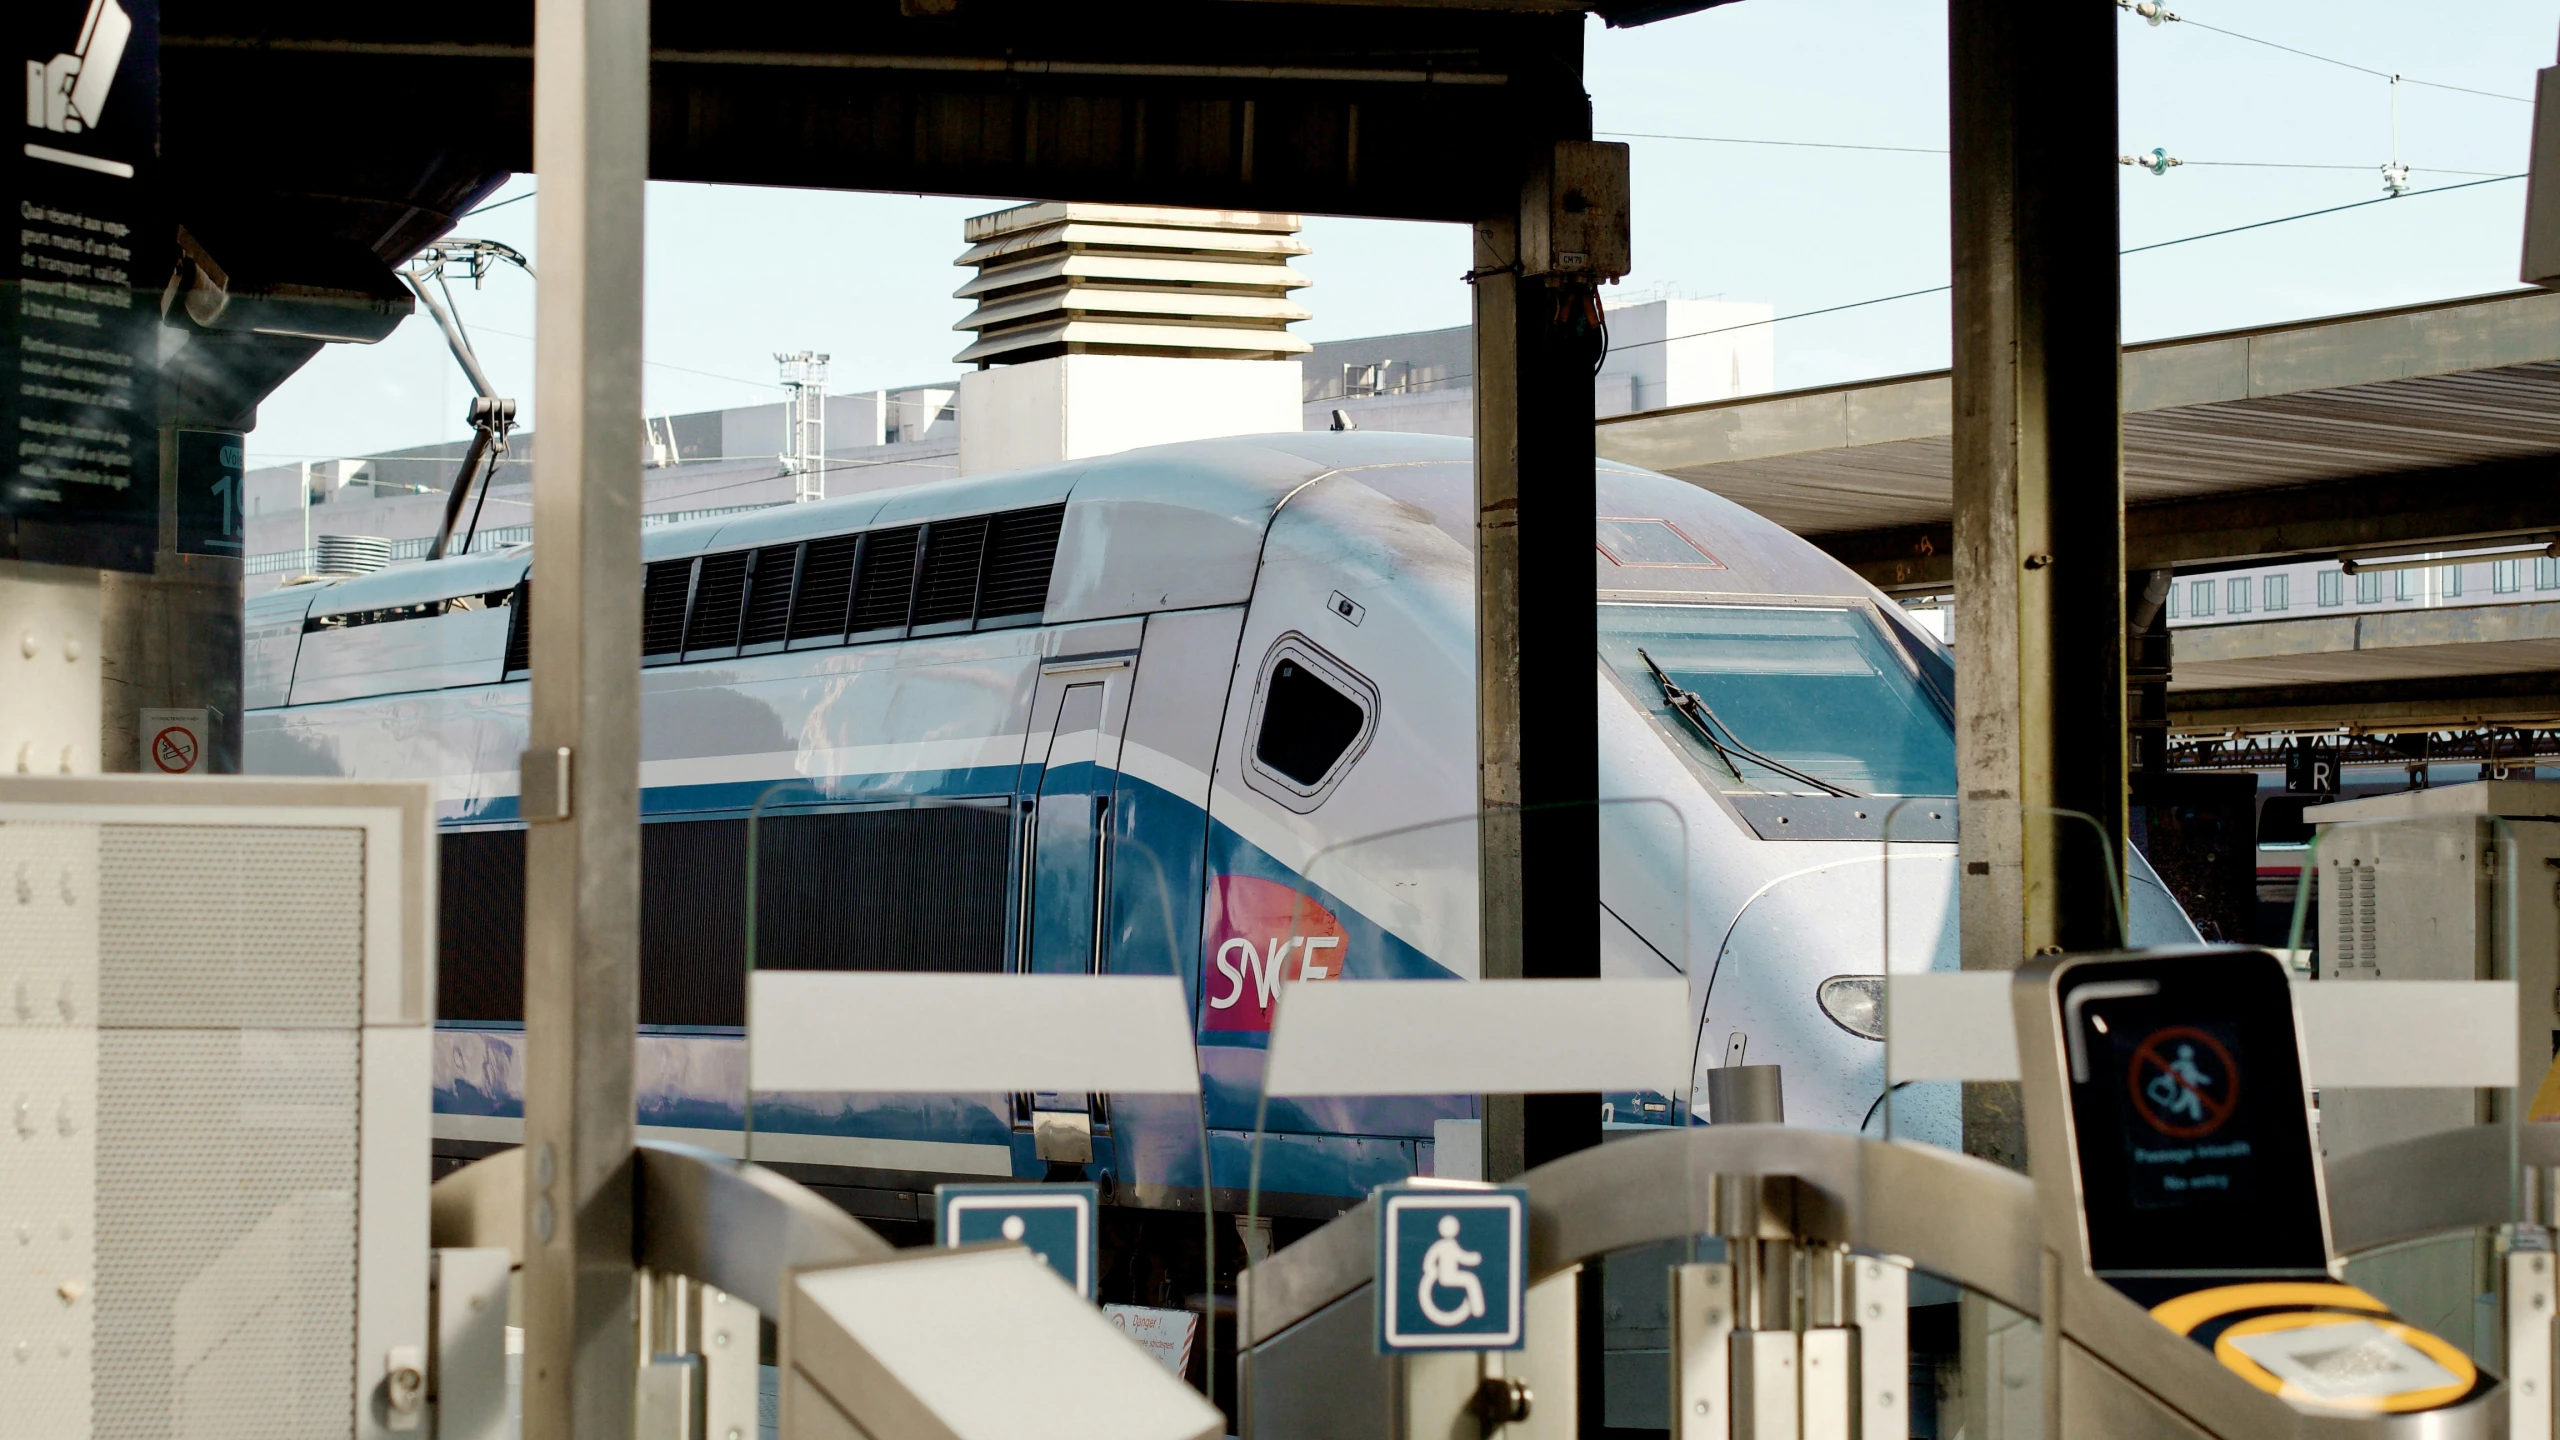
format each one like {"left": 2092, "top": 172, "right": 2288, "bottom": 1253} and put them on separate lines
{"left": 1817, "top": 975, "right": 1886, "bottom": 1041}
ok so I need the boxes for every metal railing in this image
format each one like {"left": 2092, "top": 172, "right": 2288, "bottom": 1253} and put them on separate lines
{"left": 431, "top": 1138, "right": 892, "bottom": 1440}
{"left": 1242, "top": 1125, "right": 2528, "bottom": 1440}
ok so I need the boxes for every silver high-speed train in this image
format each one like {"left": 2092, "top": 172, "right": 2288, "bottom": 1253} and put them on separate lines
{"left": 244, "top": 429, "right": 2193, "bottom": 1215}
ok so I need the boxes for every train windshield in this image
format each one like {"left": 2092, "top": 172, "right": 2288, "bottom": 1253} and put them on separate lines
{"left": 1599, "top": 603, "right": 1956, "bottom": 797}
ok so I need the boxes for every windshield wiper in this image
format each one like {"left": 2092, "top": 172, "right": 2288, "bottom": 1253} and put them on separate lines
{"left": 1636, "top": 648, "right": 1862, "bottom": 799}
{"left": 1638, "top": 647, "right": 1747, "bottom": 781}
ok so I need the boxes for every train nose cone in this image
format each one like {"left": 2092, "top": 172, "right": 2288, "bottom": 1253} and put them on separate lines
{"left": 1599, "top": 682, "right": 1966, "bottom": 1143}
{"left": 1684, "top": 850, "right": 1961, "bottom": 1140}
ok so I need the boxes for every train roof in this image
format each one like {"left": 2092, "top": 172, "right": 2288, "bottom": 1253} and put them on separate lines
{"left": 267, "top": 430, "right": 1888, "bottom": 624}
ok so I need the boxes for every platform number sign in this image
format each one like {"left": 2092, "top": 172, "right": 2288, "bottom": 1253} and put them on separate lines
{"left": 934, "top": 1183, "right": 1097, "bottom": 1300}
{"left": 2285, "top": 742, "right": 2339, "bottom": 795}
{"left": 175, "top": 429, "right": 244, "bottom": 558}
{"left": 1375, "top": 1183, "right": 1527, "bottom": 1352}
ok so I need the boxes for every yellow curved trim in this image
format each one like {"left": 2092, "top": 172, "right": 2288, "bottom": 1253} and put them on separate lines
{"left": 2149, "top": 1282, "right": 2387, "bottom": 1336}
{"left": 2529, "top": 1046, "right": 2560, "bottom": 1122}
{"left": 2212, "top": 1312, "right": 2476, "bottom": 1414}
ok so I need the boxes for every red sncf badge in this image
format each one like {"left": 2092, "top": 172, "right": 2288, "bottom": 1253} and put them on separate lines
{"left": 1201, "top": 875, "right": 1347, "bottom": 1032}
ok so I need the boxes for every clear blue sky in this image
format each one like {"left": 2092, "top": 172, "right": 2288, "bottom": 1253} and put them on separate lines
{"left": 247, "top": 0, "right": 2552, "bottom": 469}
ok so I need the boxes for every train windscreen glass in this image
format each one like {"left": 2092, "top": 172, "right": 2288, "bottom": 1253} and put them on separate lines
{"left": 1599, "top": 604, "right": 1956, "bottom": 797}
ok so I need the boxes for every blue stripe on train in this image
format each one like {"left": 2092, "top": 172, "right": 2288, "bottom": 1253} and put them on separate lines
{"left": 431, "top": 764, "right": 1510, "bottom": 1201}
{"left": 447, "top": 765, "right": 1034, "bottom": 826}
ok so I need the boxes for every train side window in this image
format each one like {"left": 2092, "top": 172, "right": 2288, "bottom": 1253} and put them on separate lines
{"left": 1245, "top": 636, "right": 1377, "bottom": 812}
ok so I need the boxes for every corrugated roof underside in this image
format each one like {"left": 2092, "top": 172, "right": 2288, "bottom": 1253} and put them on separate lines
{"left": 1625, "top": 360, "right": 2560, "bottom": 538}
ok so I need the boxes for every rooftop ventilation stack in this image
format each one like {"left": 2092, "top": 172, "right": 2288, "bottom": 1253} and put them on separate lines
{"left": 312, "top": 534, "right": 393, "bottom": 577}
{"left": 953, "top": 203, "right": 1312, "bottom": 475}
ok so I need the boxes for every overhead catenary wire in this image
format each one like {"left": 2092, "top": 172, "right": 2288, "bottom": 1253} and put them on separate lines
{"left": 1606, "top": 171, "right": 2524, "bottom": 355}
{"left": 468, "top": 324, "right": 781, "bottom": 393}
{"left": 2179, "top": 159, "right": 2504, "bottom": 177}
{"left": 2119, "top": 2, "right": 2531, "bottom": 105}
{"left": 2116, "top": 169, "right": 2519, "bottom": 254}
{"left": 356, "top": 160, "right": 2535, "bottom": 445}
{"left": 1588, "top": 172, "right": 2522, "bottom": 354}
{"left": 460, "top": 188, "right": 536, "bottom": 218}
{"left": 1606, "top": 129, "right": 2505, "bottom": 178}
{"left": 1308, "top": 170, "right": 2528, "bottom": 402}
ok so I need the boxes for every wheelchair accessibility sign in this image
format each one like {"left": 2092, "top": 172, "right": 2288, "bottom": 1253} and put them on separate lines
{"left": 1375, "top": 1183, "right": 1527, "bottom": 1352}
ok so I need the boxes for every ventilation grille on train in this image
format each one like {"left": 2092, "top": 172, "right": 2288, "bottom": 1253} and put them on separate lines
{"left": 503, "top": 579, "right": 531, "bottom": 674}
{"left": 914, "top": 519, "right": 990, "bottom": 626}
{"left": 788, "top": 536, "right": 861, "bottom": 642}
{"left": 684, "top": 550, "right": 751, "bottom": 652}
{"left": 980, "top": 506, "right": 1063, "bottom": 617}
{"left": 739, "top": 545, "right": 799, "bottom": 647}
{"left": 849, "top": 526, "right": 922, "bottom": 634}
{"left": 615, "top": 502, "right": 1063, "bottom": 666}
{"left": 642, "top": 559, "right": 694, "bottom": 657}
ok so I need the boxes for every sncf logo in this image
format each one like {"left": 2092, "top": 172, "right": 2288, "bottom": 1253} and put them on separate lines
{"left": 1202, "top": 875, "right": 1345, "bottom": 1033}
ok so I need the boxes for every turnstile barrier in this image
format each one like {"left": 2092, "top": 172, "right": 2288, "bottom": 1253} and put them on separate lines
{"left": 1243, "top": 949, "right": 2543, "bottom": 1440}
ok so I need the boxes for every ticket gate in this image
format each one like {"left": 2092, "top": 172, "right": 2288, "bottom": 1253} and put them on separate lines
{"left": 2015, "top": 948, "right": 2515, "bottom": 1438}
{"left": 427, "top": 1141, "right": 1220, "bottom": 1440}
{"left": 1240, "top": 947, "right": 2542, "bottom": 1440}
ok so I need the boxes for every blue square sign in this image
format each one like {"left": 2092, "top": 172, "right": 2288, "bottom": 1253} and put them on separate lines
{"left": 934, "top": 1183, "right": 1098, "bottom": 1300}
{"left": 1375, "top": 1183, "right": 1528, "bottom": 1352}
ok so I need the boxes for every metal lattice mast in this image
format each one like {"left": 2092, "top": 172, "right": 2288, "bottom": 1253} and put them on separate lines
{"left": 776, "top": 350, "right": 830, "bottom": 502}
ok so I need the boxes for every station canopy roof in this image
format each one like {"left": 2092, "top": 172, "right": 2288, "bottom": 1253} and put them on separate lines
{"left": 1596, "top": 288, "right": 2560, "bottom": 596}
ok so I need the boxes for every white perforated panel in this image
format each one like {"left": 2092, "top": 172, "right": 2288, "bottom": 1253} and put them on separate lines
{"left": 97, "top": 827, "right": 364, "bottom": 1030}
{"left": 94, "top": 1032, "right": 359, "bottom": 1440}
{"left": 4, "top": 814, "right": 380, "bottom": 1440}
{"left": 0, "top": 781, "right": 428, "bottom": 1440}
{"left": 0, "top": 821, "right": 100, "bottom": 1438}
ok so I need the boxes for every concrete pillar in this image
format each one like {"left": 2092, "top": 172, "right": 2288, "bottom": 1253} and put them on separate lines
{"left": 100, "top": 425, "right": 244, "bottom": 775}
{"left": 1949, "top": 0, "right": 2128, "bottom": 1168}
{"left": 518, "top": 0, "right": 648, "bottom": 1433}
{"left": 1474, "top": 148, "right": 1607, "bottom": 1185}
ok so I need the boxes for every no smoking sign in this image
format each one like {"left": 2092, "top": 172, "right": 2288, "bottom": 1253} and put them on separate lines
{"left": 138, "top": 708, "right": 211, "bottom": 775}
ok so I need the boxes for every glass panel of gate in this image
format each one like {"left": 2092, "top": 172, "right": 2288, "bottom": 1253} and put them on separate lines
{"left": 1697, "top": 794, "right": 1961, "bottom": 1143}
{"left": 1875, "top": 802, "right": 2212, "bottom": 1151}
{"left": 1245, "top": 798, "right": 1709, "bottom": 1434}
{"left": 1864, "top": 797, "right": 1967, "bottom": 1154}
{"left": 1255, "top": 797, "right": 1696, "bottom": 1168}
{"left": 1588, "top": 1236, "right": 2046, "bottom": 1438}
{"left": 733, "top": 778, "right": 1205, "bottom": 1203}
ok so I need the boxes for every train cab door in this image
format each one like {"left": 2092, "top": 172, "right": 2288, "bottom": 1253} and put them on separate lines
{"left": 1012, "top": 650, "right": 1134, "bottom": 1165}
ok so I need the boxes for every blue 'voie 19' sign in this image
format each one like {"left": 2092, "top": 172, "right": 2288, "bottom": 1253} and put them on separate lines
{"left": 934, "top": 1183, "right": 1098, "bottom": 1300}
{"left": 1375, "top": 1183, "right": 1527, "bottom": 1352}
